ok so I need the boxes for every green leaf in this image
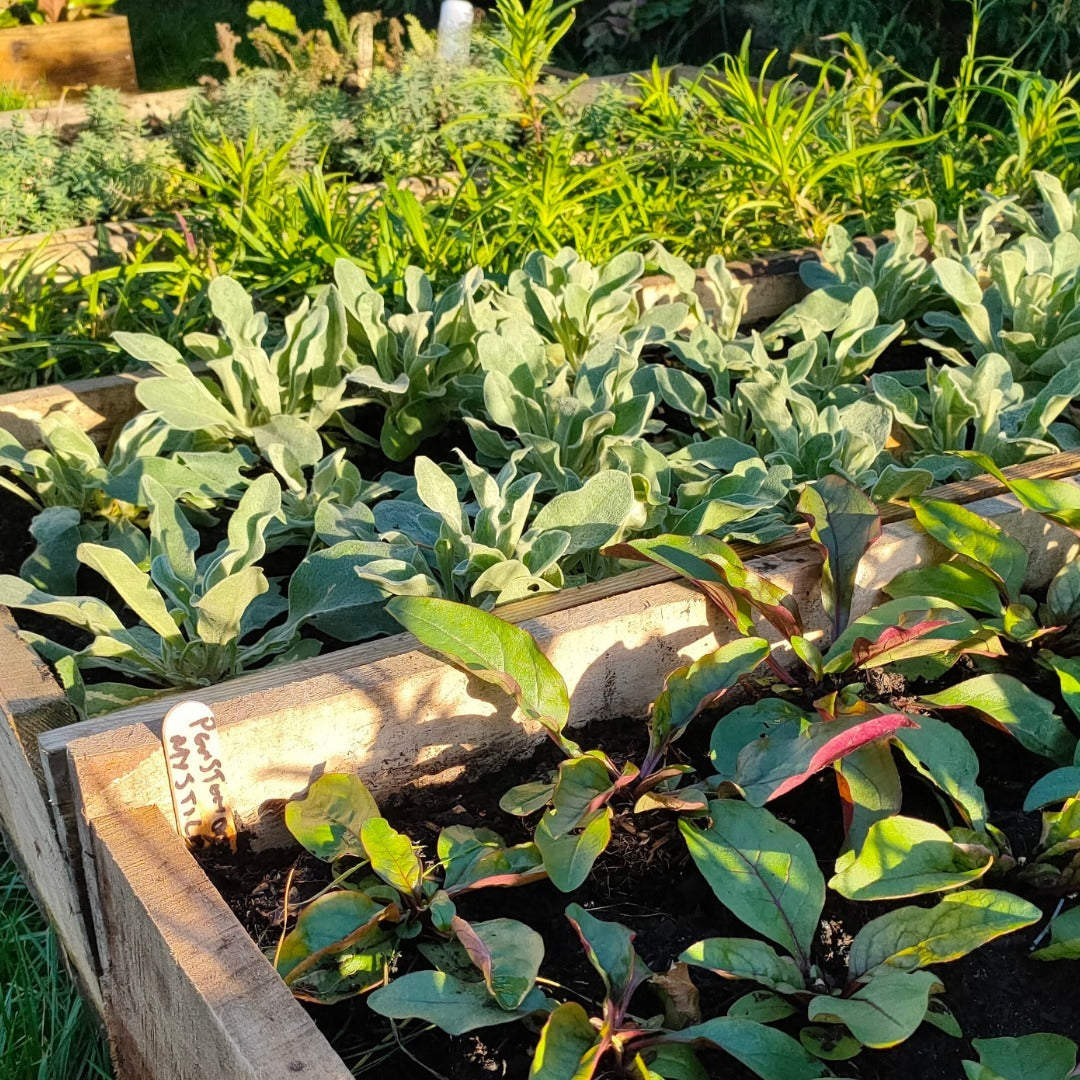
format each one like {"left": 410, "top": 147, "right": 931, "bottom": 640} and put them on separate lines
{"left": 535, "top": 807, "right": 612, "bottom": 893}
{"left": 387, "top": 596, "right": 575, "bottom": 752}
{"left": 664, "top": 1017, "right": 825, "bottom": 1080}
{"left": 836, "top": 742, "right": 903, "bottom": 851}
{"left": 528, "top": 1002, "right": 600, "bottom": 1080}
{"left": 920, "top": 674, "right": 1075, "bottom": 764}
{"left": 194, "top": 564, "right": 269, "bottom": 647}
{"left": 892, "top": 714, "right": 989, "bottom": 829}
{"left": 1042, "top": 652, "right": 1080, "bottom": 727}
{"left": 680, "top": 938, "right": 806, "bottom": 993}
{"left": 727, "top": 991, "right": 797, "bottom": 1023}
{"left": 77, "top": 544, "right": 182, "bottom": 646}
{"left": 909, "top": 497, "right": 1027, "bottom": 601}
{"left": 808, "top": 969, "right": 940, "bottom": 1048}
{"left": 369, "top": 972, "right": 548, "bottom": 1035}
{"left": 530, "top": 471, "right": 637, "bottom": 555}
{"left": 679, "top": 801, "right": 824, "bottom": 968}
{"left": 964, "top": 1034, "right": 1079, "bottom": 1080}
{"left": 830, "top": 816, "right": 993, "bottom": 900}
{"left": 0, "top": 575, "right": 126, "bottom": 638}
{"left": 451, "top": 917, "right": 544, "bottom": 1010}
{"left": 284, "top": 774, "right": 380, "bottom": 862}
{"left": 438, "top": 826, "right": 545, "bottom": 893}
{"left": 641, "top": 1044, "right": 710, "bottom": 1080}
{"left": 1031, "top": 904, "right": 1080, "bottom": 961}
{"left": 565, "top": 903, "right": 650, "bottom": 1007}
{"left": 650, "top": 637, "right": 770, "bottom": 757}
{"left": 360, "top": 818, "right": 424, "bottom": 898}
{"left": 797, "top": 475, "right": 881, "bottom": 638}
{"left": 798, "top": 1026, "right": 862, "bottom": 1061}
{"left": 1026, "top": 765, "right": 1080, "bottom": 811}
{"left": 847, "top": 889, "right": 1041, "bottom": 978}
{"left": 956, "top": 451, "right": 1080, "bottom": 531}
{"left": 886, "top": 561, "right": 1004, "bottom": 615}
{"left": 275, "top": 890, "right": 393, "bottom": 984}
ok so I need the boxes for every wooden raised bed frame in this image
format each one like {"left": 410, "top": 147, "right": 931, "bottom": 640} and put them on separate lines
{"left": 0, "top": 15, "right": 137, "bottom": 96}
{"left": 56, "top": 482, "right": 1080, "bottom": 1080}
{"left": 0, "top": 234, "right": 1069, "bottom": 1019}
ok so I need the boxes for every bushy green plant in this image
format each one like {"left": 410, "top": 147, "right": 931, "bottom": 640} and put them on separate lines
{"left": 0, "top": 89, "right": 179, "bottom": 236}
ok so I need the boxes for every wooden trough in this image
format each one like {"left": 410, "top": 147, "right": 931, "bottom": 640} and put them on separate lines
{"left": 50, "top": 478, "right": 1080, "bottom": 1080}
{"left": 0, "top": 230, "right": 1065, "bottom": 1025}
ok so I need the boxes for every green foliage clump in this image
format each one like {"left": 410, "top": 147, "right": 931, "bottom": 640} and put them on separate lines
{"left": 0, "top": 88, "right": 179, "bottom": 236}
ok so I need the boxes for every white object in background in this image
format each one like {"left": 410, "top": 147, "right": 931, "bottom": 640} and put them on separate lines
{"left": 438, "top": 0, "right": 474, "bottom": 63}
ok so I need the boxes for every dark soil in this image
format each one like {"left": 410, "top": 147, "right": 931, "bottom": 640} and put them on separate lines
{"left": 199, "top": 658, "right": 1080, "bottom": 1080}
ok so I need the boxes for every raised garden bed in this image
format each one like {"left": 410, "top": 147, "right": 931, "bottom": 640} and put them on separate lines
{"left": 56, "top": 478, "right": 1080, "bottom": 1079}
{"left": 0, "top": 15, "right": 137, "bottom": 96}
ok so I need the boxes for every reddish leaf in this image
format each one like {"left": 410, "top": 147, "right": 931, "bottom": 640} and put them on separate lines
{"left": 851, "top": 619, "right": 950, "bottom": 667}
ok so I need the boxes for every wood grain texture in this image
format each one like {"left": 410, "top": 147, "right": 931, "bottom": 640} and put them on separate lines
{"left": 0, "top": 608, "right": 101, "bottom": 1013}
{"left": 91, "top": 805, "right": 351, "bottom": 1080}
{"left": 0, "top": 17, "right": 138, "bottom": 95}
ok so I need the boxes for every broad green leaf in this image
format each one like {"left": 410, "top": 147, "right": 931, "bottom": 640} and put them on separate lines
{"left": 546, "top": 756, "right": 617, "bottom": 836}
{"left": 438, "top": 826, "right": 545, "bottom": 893}
{"left": 836, "top": 742, "right": 903, "bottom": 851}
{"left": 531, "top": 471, "right": 637, "bottom": 555}
{"left": 665, "top": 1017, "right": 825, "bottom": 1080}
{"left": 964, "top": 1034, "right": 1079, "bottom": 1080}
{"left": 892, "top": 714, "right": 989, "bottom": 829}
{"left": 194, "top": 565, "right": 269, "bottom": 647}
{"left": 808, "top": 969, "right": 940, "bottom": 1048}
{"left": 847, "top": 889, "right": 1040, "bottom": 978}
{"left": 284, "top": 774, "right": 380, "bottom": 862}
{"left": 387, "top": 596, "right": 575, "bottom": 751}
{"left": 920, "top": 674, "right": 1075, "bottom": 764}
{"left": 360, "top": 818, "right": 424, "bottom": 897}
{"left": 77, "top": 544, "right": 182, "bottom": 646}
{"left": 1025, "top": 764, "right": 1080, "bottom": 811}
{"left": 680, "top": 801, "right": 824, "bottom": 967}
{"left": 798, "top": 1026, "right": 862, "bottom": 1061}
{"left": 500, "top": 781, "right": 556, "bottom": 816}
{"left": 728, "top": 991, "right": 797, "bottom": 1023}
{"left": 830, "top": 816, "right": 993, "bottom": 900}
{"left": 1043, "top": 652, "right": 1080, "bottom": 726}
{"left": 798, "top": 475, "right": 881, "bottom": 638}
{"left": 451, "top": 917, "right": 544, "bottom": 1010}
{"left": 650, "top": 637, "right": 769, "bottom": 755}
{"left": 886, "top": 561, "right": 1004, "bottom": 615}
{"left": 0, "top": 575, "right": 125, "bottom": 638}
{"left": 680, "top": 938, "right": 806, "bottom": 993}
{"left": 566, "top": 903, "right": 650, "bottom": 1006}
{"left": 956, "top": 451, "right": 1080, "bottom": 530}
{"left": 369, "top": 971, "right": 548, "bottom": 1035}
{"left": 641, "top": 1044, "right": 709, "bottom": 1080}
{"left": 134, "top": 367, "right": 240, "bottom": 433}
{"left": 1031, "top": 904, "right": 1080, "bottom": 961}
{"left": 528, "top": 1002, "right": 601, "bottom": 1080}
{"left": 909, "top": 498, "right": 1027, "bottom": 601}
{"left": 710, "top": 699, "right": 811, "bottom": 781}
{"left": 275, "top": 890, "right": 393, "bottom": 983}
{"left": 535, "top": 807, "right": 612, "bottom": 893}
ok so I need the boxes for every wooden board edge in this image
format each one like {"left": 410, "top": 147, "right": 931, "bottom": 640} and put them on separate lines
{"left": 0, "top": 607, "right": 102, "bottom": 1011}
{"left": 90, "top": 804, "right": 352, "bottom": 1080}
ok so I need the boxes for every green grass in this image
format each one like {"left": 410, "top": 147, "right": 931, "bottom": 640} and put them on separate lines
{"left": 0, "top": 847, "right": 113, "bottom": 1080}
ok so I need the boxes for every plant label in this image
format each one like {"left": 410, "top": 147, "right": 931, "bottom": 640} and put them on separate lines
{"left": 161, "top": 700, "right": 238, "bottom": 852}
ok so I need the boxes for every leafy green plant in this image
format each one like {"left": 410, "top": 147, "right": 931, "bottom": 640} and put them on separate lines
{"left": 680, "top": 797, "right": 1038, "bottom": 1054}
{"left": 273, "top": 771, "right": 548, "bottom": 1020}
{"left": 0, "top": 474, "right": 380, "bottom": 714}
{"left": 527, "top": 903, "right": 824, "bottom": 1079}
{"left": 388, "top": 593, "right": 769, "bottom": 891}
{"left": 0, "top": 0, "right": 116, "bottom": 26}
{"left": 963, "top": 1034, "right": 1080, "bottom": 1080}
{"left": 0, "top": 411, "right": 250, "bottom": 592}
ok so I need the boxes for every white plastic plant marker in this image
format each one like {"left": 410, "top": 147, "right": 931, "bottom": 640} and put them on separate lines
{"left": 437, "top": 0, "right": 473, "bottom": 62}
{"left": 161, "top": 700, "right": 237, "bottom": 852}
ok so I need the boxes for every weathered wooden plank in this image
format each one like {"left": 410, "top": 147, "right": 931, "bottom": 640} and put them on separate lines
{"left": 91, "top": 805, "right": 351, "bottom": 1080}
{"left": 0, "top": 608, "right": 101, "bottom": 1013}
{"left": 0, "top": 220, "right": 149, "bottom": 279}
{"left": 0, "top": 371, "right": 142, "bottom": 450}
{"left": 0, "top": 87, "right": 197, "bottom": 134}
{"left": 0, "top": 17, "right": 138, "bottom": 95}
